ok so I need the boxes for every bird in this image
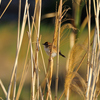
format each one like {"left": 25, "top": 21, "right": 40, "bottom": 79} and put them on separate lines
{"left": 43, "top": 41, "right": 66, "bottom": 58}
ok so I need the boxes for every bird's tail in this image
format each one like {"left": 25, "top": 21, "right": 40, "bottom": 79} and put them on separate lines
{"left": 59, "top": 52, "right": 66, "bottom": 58}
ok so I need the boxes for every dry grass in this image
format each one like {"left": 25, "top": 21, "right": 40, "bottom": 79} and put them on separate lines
{"left": 0, "top": 0, "right": 100, "bottom": 100}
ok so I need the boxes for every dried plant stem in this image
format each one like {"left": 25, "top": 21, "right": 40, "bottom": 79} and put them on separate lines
{"left": 87, "top": 28, "right": 99, "bottom": 100}
{"left": 0, "top": 79, "right": 7, "bottom": 98}
{"left": 89, "top": 0, "right": 100, "bottom": 99}
{"left": 13, "top": 62, "right": 17, "bottom": 100}
{"left": 7, "top": 1, "right": 28, "bottom": 99}
{"left": 13, "top": 0, "right": 21, "bottom": 100}
{"left": 16, "top": 3, "right": 36, "bottom": 99}
{"left": 86, "top": 0, "right": 100, "bottom": 99}
{"left": 87, "top": 0, "right": 91, "bottom": 82}
{"left": 31, "top": 0, "right": 42, "bottom": 99}
{"left": 66, "top": 88, "right": 69, "bottom": 100}
{"left": 55, "top": 0, "right": 62, "bottom": 100}
{"left": 0, "top": 0, "right": 12, "bottom": 19}
{"left": 85, "top": 0, "right": 91, "bottom": 99}
{"left": 49, "top": 58, "right": 53, "bottom": 88}
{"left": 26, "top": 2, "right": 36, "bottom": 100}
{"left": 15, "top": 55, "right": 29, "bottom": 100}
{"left": 39, "top": 86, "right": 44, "bottom": 100}
{"left": 46, "top": 58, "right": 53, "bottom": 100}
{"left": 89, "top": 28, "right": 97, "bottom": 100}
{"left": 35, "top": 0, "right": 42, "bottom": 98}
{"left": 65, "top": 51, "right": 71, "bottom": 100}
{"left": 39, "top": 44, "right": 52, "bottom": 99}
{"left": 17, "top": 0, "right": 21, "bottom": 48}
{"left": 96, "top": 0, "right": 99, "bottom": 44}
{"left": 58, "top": 90, "right": 64, "bottom": 100}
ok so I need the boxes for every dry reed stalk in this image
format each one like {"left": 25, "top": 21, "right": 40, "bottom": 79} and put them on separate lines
{"left": 65, "top": 51, "right": 73, "bottom": 99}
{"left": 39, "top": 43, "right": 52, "bottom": 99}
{"left": 13, "top": 49, "right": 17, "bottom": 100}
{"left": 48, "top": 58, "right": 53, "bottom": 89}
{"left": 13, "top": 0, "right": 21, "bottom": 100}
{"left": 34, "top": 85, "right": 44, "bottom": 100}
{"left": 15, "top": 4, "right": 35, "bottom": 99}
{"left": 0, "top": 79, "right": 7, "bottom": 98}
{"left": 87, "top": 0, "right": 91, "bottom": 82}
{"left": 66, "top": 89, "right": 69, "bottom": 100}
{"left": 55, "top": 0, "right": 62, "bottom": 100}
{"left": 95, "top": 0, "right": 100, "bottom": 44}
{"left": 87, "top": 0, "right": 100, "bottom": 99}
{"left": 40, "top": 8, "right": 70, "bottom": 100}
{"left": 85, "top": 0, "right": 91, "bottom": 99}
{"left": 29, "top": 16, "right": 37, "bottom": 100}
{"left": 0, "top": 0, "right": 12, "bottom": 19}
{"left": 46, "top": 58, "right": 53, "bottom": 100}
{"left": 45, "top": 11, "right": 60, "bottom": 100}
{"left": 90, "top": 29, "right": 98, "bottom": 100}
{"left": 15, "top": 2, "right": 37, "bottom": 99}
{"left": 17, "top": 0, "right": 21, "bottom": 46}
{"left": 44, "top": 1, "right": 60, "bottom": 99}
{"left": 42, "top": 7, "right": 71, "bottom": 99}
{"left": 86, "top": 0, "right": 100, "bottom": 99}
{"left": 86, "top": 28, "right": 99, "bottom": 100}
{"left": 45, "top": 1, "right": 65, "bottom": 99}
{"left": 58, "top": 90, "right": 64, "bottom": 100}
{"left": 26, "top": 2, "right": 36, "bottom": 100}
{"left": 31, "top": 0, "right": 42, "bottom": 99}
{"left": 6, "top": 0, "right": 28, "bottom": 99}
{"left": 15, "top": 3, "right": 33, "bottom": 100}
{"left": 65, "top": 50, "right": 71, "bottom": 100}
{"left": 42, "top": 6, "right": 71, "bottom": 100}
{"left": 39, "top": 86, "right": 44, "bottom": 100}
{"left": 15, "top": 60, "right": 30, "bottom": 100}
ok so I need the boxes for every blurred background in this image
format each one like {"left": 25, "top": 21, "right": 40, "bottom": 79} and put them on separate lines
{"left": 0, "top": 0, "right": 96, "bottom": 100}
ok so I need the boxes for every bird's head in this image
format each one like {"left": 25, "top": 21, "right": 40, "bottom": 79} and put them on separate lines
{"left": 43, "top": 42, "right": 50, "bottom": 47}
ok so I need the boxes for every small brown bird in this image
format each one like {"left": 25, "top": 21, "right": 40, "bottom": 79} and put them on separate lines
{"left": 43, "top": 42, "right": 65, "bottom": 58}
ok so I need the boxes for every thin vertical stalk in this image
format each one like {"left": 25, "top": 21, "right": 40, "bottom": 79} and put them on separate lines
{"left": 66, "top": 89, "right": 69, "bottom": 100}
{"left": 15, "top": 43, "right": 30, "bottom": 100}
{"left": 32, "top": 0, "right": 42, "bottom": 99}
{"left": 95, "top": 0, "right": 100, "bottom": 85}
{"left": 36, "top": 0, "right": 42, "bottom": 98}
{"left": 91, "top": 0, "right": 100, "bottom": 99}
{"left": 17, "top": 0, "right": 21, "bottom": 48}
{"left": 87, "top": 0, "right": 91, "bottom": 81}
{"left": 39, "top": 86, "right": 44, "bottom": 100}
{"left": 96, "top": 0, "right": 99, "bottom": 44}
{"left": 86, "top": 0, "right": 91, "bottom": 99}
{"left": 13, "top": 0, "right": 21, "bottom": 100}
{"left": 65, "top": 51, "right": 70, "bottom": 100}
{"left": 7, "top": 1, "right": 28, "bottom": 99}
{"left": 26, "top": 1, "right": 36, "bottom": 100}
{"left": 15, "top": 3, "right": 36, "bottom": 99}
{"left": 39, "top": 44, "right": 52, "bottom": 99}
{"left": 55, "top": 0, "right": 62, "bottom": 100}
{"left": 46, "top": 58, "right": 53, "bottom": 100}
{"left": 89, "top": 28, "right": 97, "bottom": 100}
